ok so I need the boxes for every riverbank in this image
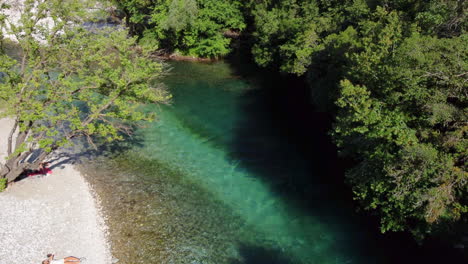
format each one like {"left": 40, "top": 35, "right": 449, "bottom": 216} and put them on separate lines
{"left": 156, "top": 53, "right": 217, "bottom": 62}
{"left": 0, "top": 117, "right": 112, "bottom": 264}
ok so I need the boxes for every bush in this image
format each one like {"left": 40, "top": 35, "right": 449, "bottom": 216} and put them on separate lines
{"left": 0, "top": 178, "right": 7, "bottom": 192}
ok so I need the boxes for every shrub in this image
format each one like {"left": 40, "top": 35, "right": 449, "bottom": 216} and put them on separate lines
{"left": 0, "top": 178, "right": 7, "bottom": 192}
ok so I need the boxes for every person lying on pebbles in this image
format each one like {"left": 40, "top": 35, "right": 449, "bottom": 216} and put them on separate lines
{"left": 41, "top": 254, "right": 85, "bottom": 264}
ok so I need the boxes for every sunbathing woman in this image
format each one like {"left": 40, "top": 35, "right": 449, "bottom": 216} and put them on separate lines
{"left": 42, "top": 254, "right": 83, "bottom": 264}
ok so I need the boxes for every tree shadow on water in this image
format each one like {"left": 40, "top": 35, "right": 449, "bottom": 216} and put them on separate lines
{"left": 14, "top": 130, "right": 145, "bottom": 182}
{"left": 223, "top": 56, "right": 466, "bottom": 264}
{"left": 53, "top": 124, "right": 147, "bottom": 168}
{"left": 227, "top": 57, "right": 353, "bottom": 221}
{"left": 231, "top": 244, "right": 294, "bottom": 264}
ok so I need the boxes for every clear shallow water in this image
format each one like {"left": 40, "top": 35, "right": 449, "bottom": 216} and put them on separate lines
{"left": 136, "top": 62, "right": 378, "bottom": 263}
{"left": 80, "top": 61, "right": 455, "bottom": 264}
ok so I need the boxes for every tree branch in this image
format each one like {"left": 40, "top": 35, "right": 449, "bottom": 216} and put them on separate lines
{"left": 82, "top": 89, "right": 124, "bottom": 127}
{"left": 7, "top": 117, "right": 19, "bottom": 155}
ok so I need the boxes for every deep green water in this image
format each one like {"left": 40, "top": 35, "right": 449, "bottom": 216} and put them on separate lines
{"left": 81, "top": 61, "right": 458, "bottom": 264}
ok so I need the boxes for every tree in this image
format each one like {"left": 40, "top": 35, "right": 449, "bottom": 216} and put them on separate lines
{"left": 0, "top": 0, "right": 171, "bottom": 183}
{"left": 332, "top": 7, "right": 467, "bottom": 237}
{"left": 245, "top": 0, "right": 325, "bottom": 74}
{"left": 112, "top": 0, "right": 246, "bottom": 58}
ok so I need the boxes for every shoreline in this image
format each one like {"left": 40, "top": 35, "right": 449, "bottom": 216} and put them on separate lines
{"left": 0, "top": 117, "right": 113, "bottom": 264}
{"left": 156, "top": 53, "right": 219, "bottom": 63}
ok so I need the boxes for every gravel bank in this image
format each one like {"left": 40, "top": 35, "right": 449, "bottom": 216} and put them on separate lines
{"left": 1, "top": 2, "right": 113, "bottom": 263}
{"left": 0, "top": 117, "right": 112, "bottom": 264}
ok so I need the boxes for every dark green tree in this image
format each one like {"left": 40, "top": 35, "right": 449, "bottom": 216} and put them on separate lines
{"left": 332, "top": 7, "right": 467, "bottom": 237}
{"left": 114, "top": 0, "right": 245, "bottom": 58}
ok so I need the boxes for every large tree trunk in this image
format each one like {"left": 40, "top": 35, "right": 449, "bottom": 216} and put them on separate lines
{"left": 4, "top": 166, "right": 26, "bottom": 183}
{"left": 1, "top": 157, "right": 28, "bottom": 183}
{"left": 1, "top": 151, "right": 31, "bottom": 182}
{"left": 1, "top": 150, "right": 48, "bottom": 183}
{"left": 1, "top": 119, "right": 50, "bottom": 183}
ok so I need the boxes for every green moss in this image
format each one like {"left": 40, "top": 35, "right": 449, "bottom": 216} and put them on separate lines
{"left": 0, "top": 178, "right": 7, "bottom": 192}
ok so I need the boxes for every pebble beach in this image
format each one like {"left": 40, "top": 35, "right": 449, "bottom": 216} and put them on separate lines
{"left": 0, "top": 1, "right": 114, "bottom": 263}
{"left": 0, "top": 117, "right": 113, "bottom": 264}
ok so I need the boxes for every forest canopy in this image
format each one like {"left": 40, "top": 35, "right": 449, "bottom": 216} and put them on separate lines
{"left": 112, "top": 0, "right": 245, "bottom": 58}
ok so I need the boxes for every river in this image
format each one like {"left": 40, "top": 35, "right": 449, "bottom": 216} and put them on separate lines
{"left": 80, "top": 60, "right": 463, "bottom": 264}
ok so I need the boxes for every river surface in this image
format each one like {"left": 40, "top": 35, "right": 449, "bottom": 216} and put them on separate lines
{"left": 80, "top": 61, "right": 461, "bottom": 264}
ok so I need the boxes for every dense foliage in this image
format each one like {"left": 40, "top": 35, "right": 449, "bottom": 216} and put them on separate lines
{"left": 327, "top": 2, "right": 466, "bottom": 238}
{"left": 0, "top": 0, "right": 170, "bottom": 183}
{"left": 246, "top": 0, "right": 467, "bottom": 71}
{"left": 248, "top": 0, "right": 466, "bottom": 239}
{"left": 99, "top": 0, "right": 468, "bottom": 239}
{"left": 337, "top": 21, "right": 465, "bottom": 236}
{"left": 113, "top": 0, "right": 245, "bottom": 58}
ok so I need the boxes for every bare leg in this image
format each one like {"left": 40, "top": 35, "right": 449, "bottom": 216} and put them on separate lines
{"left": 64, "top": 256, "right": 81, "bottom": 263}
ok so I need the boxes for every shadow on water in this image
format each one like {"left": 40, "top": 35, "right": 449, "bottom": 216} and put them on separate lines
{"left": 232, "top": 244, "right": 293, "bottom": 264}
{"left": 228, "top": 67, "right": 345, "bottom": 204}
{"left": 216, "top": 60, "right": 381, "bottom": 263}
{"left": 65, "top": 122, "right": 147, "bottom": 162}
{"left": 224, "top": 56, "right": 466, "bottom": 264}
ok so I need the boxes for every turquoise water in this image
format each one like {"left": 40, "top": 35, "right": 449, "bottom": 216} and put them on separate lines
{"left": 137, "top": 62, "right": 379, "bottom": 263}
{"left": 82, "top": 61, "right": 450, "bottom": 263}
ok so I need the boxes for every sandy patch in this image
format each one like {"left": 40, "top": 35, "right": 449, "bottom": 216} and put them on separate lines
{"left": 0, "top": 117, "right": 112, "bottom": 264}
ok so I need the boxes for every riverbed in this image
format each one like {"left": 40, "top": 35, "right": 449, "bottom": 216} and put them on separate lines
{"left": 80, "top": 61, "right": 463, "bottom": 264}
